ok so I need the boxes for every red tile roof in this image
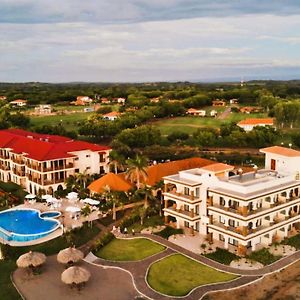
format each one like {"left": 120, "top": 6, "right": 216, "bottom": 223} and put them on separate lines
{"left": 144, "top": 157, "right": 214, "bottom": 186}
{"left": 103, "top": 111, "right": 121, "bottom": 117}
{"left": 0, "top": 129, "right": 110, "bottom": 161}
{"left": 260, "top": 146, "right": 300, "bottom": 157}
{"left": 237, "top": 118, "right": 274, "bottom": 126}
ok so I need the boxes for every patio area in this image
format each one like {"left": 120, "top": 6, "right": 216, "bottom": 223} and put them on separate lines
{"left": 19, "top": 194, "right": 106, "bottom": 232}
{"left": 13, "top": 256, "right": 140, "bottom": 300}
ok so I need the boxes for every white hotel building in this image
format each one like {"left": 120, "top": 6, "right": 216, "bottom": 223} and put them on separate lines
{"left": 163, "top": 146, "right": 300, "bottom": 255}
{"left": 0, "top": 129, "right": 111, "bottom": 195}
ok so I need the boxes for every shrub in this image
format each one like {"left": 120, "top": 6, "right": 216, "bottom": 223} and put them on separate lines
{"left": 204, "top": 247, "right": 239, "bottom": 265}
{"left": 119, "top": 214, "right": 140, "bottom": 231}
{"left": 93, "top": 232, "right": 115, "bottom": 252}
{"left": 155, "top": 226, "right": 183, "bottom": 239}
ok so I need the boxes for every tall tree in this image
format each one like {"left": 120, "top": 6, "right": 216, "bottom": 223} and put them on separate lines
{"left": 125, "top": 154, "right": 148, "bottom": 189}
{"left": 108, "top": 150, "right": 125, "bottom": 174}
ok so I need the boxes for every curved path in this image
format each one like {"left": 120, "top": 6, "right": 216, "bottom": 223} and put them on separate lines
{"left": 85, "top": 233, "right": 300, "bottom": 299}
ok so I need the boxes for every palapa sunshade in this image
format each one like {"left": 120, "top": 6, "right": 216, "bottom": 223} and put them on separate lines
{"left": 61, "top": 266, "right": 91, "bottom": 285}
{"left": 16, "top": 251, "right": 46, "bottom": 268}
{"left": 88, "top": 172, "right": 132, "bottom": 194}
{"left": 57, "top": 247, "right": 84, "bottom": 264}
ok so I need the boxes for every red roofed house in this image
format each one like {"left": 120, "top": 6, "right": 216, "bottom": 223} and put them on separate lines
{"left": 237, "top": 118, "right": 274, "bottom": 131}
{"left": 186, "top": 108, "right": 206, "bottom": 117}
{"left": 10, "top": 99, "right": 27, "bottom": 107}
{"left": 0, "top": 129, "right": 111, "bottom": 195}
{"left": 74, "top": 96, "right": 93, "bottom": 106}
{"left": 103, "top": 111, "right": 121, "bottom": 121}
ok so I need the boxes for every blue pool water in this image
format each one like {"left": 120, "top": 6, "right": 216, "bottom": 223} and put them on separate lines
{"left": 0, "top": 209, "right": 60, "bottom": 243}
{"left": 40, "top": 211, "right": 61, "bottom": 218}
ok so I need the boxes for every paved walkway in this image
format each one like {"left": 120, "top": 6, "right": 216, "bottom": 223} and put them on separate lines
{"left": 86, "top": 233, "right": 300, "bottom": 299}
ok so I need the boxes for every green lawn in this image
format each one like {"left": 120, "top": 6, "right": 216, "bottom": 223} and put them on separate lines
{"left": 153, "top": 112, "right": 267, "bottom": 135}
{"left": 0, "top": 260, "right": 21, "bottom": 300}
{"left": 30, "top": 112, "right": 93, "bottom": 131}
{"left": 95, "top": 238, "right": 166, "bottom": 261}
{"left": 147, "top": 254, "right": 238, "bottom": 296}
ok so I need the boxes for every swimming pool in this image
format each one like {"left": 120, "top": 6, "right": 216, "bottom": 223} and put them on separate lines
{"left": 0, "top": 208, "right": 62, "bottom": 245}
{"left": 40, "top": 211, "right": 61, "bottom": 218}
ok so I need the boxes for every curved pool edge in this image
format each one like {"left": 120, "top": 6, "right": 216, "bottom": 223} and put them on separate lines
{"left": 0, "top": 207, "right": 63, "bottom": 246}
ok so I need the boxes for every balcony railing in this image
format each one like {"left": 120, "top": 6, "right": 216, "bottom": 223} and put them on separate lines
{"left": 11, "top": 157, "right": 25, "bottom": 165}
{"left": 164, "top": 206, "right": 199, "bottom": 219}
{"left": 0, "top": 154, "right": 9, "bottom": 160}
{"left": 0, "top": 165, "right": 10, "bottom": 171}
{"left": 164, "top": 191, "right": 199, "bottom": 202}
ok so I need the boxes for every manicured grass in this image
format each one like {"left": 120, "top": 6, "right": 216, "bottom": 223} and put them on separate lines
{"left": 0, "top": 260, "right": 21, "bottom": 300}
{"left": 147, "top": 254, "right": 238, "bottom": 296}
{"left": 128, "top": 215, "right": 164, "bottom": 233}
{"left": 155, "top": 226, "right": 183, "bottom": 239}
{"left": 204, "top": 247, "right": 239, "bottom": 265}
{"left": 282, "top": 233, "right": 300, "bottom": 249}
{"left": 30, "top": 112, "right": 93, "bottom": 131}
{"left": 153, "top": 112, "right": 267, "bottom": 135}
{"left": 246, "top": 248, "right": 281, "bottom": 265}
{"left": 95, "top": 238, "right": 166, "bottom": 261}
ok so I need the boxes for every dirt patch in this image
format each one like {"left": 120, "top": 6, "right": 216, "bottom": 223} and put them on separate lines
{"left": 207, "top": 260, "right": 300, "bottom": 300}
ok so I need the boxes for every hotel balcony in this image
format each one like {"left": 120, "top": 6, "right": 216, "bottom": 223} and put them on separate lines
{"left": 164, "top": 206, "right": 200, "bottom": 221}
{"left": 0, "top": 164, "right": 10, "bottom": 171}
{"left": 11, "top": 157, "right": 25, "bottom": 165}
{"left": 12, "top": 169, "right": 26, "bottom": 177}
{"left": 207, "top": 196, "right": 300, "bottom": 219}
{"left": 163, "top": 190, "right": 200, "bottom": 203}
{"left": 0, "top": 154, "right": 9, "bottom": 160}
{"left": 26, "top": 162, "right": 74, "bottom": 173}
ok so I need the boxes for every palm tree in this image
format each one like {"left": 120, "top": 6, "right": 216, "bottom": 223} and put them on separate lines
{"left": 104, "top": 189, "right": 124, "bottom": 221}
{"left": 75, "top": 170, "right": 91, "bottom": 190}
{"left": 109, "top": 150, "right": 125, "bottom": 174}
{"left": 125, "top": 154, "right": 148, "bottom": 189}
{"left": 65, "top": 175, "right": 79, "bottom": 191}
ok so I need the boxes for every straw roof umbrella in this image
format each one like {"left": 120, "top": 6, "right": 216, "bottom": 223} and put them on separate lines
{"left": 16, "top": 251, "right": 46, "bottom": 274}
{"left": 61, "top": 266, "right": 91, "bottom": 289}
{"left": 57, "top": 247, "right": 84, "bottom": 266}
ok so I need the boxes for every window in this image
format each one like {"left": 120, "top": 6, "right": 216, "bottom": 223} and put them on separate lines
{"left": 75, "top": 168, "right": 79, "bottom": 173}
{"left": 219, "top": 234, "right": 225, "bottom": 242}
{"left": 86, "top": 154, "right": 90, "bottom": 158}
{"left": 184, "top": 187, "right": 190, "bottom": 195}
{"left": 86, "top": 166, "right": 91, "bottom": 170}
{"left": 184, "top": 204, "right": 189, "bottom": 212}
{"left": 219, "top": 216, "right": 225, "bottom": 224}
{"left": 228, "top": 219, "right": 235, "bottom": 227}
{"left": 184, "top": 221, "right": 189, "bottom": 228}
{"left": 219, "top": 197, "right": 225, "bottom": 206}
{"left": 99, "top": 166, "right": 104, "bottom": 174}
{"left": 228, "top": 238, "right": 238, "bottom": 246}
{"left": 75, "top": 157, "right": 79, "bottom": 161}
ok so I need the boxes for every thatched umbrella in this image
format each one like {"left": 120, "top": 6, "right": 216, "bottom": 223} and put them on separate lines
{"left": 16, "top": 251, "right": 46, "bottom": 274}
{"left": 57, "top": 247, "right": 84, "bottom": 266}
{"left": 61, "top": 266, "right": 91, "bottom": 289}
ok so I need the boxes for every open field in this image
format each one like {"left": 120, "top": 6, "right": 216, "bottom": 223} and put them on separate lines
{"left": 208, "top": 259, "right": 300, "bottom": 300}
{"left": 147, "top": 253, "right": 238, "bottom": 296}
{"left": 95, "top": 238, "right": 166, "bottom": 261}
{"left": 152, "top": 112, "right": 267, "bottom": 135}
{"left": 30, "top": 112, "right": 93, "bottom": 131}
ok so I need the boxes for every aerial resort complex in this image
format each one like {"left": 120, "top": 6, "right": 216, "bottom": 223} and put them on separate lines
{"left": 2, "top": 1, "right": 300, "bottom": 298}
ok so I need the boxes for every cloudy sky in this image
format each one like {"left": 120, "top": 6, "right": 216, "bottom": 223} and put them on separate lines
{"left": 1, "top": 0, "right": 300, "bottom": 82}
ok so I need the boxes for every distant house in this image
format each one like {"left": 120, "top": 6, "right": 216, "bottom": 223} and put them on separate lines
{"left": 150, "top": 97, "right": 160, "bottom": 103}
{"left": 101, "top": 98, "right": 111, "bottom": 104}
{"left": 103, "top": 111, "right": 121, "bottom": 121}
{"left": 187, "top": 108, "right": 206, "bottom": 117}
{"left": 10, "top": 99, "right": 27, "bottom": 107}
{"left": 212, "top": 100, "right": 226, "bottom": 107}
{"left": 34, "top": 104, "right": 52, "bottom": 115}
{"left": 239, "top": 106, "right": 262, "bottom": 114}
{"left": 229, "top": 98, "right": 239, "bottom": 105}
{"left": 210, "top": 110, "right": 218, "bottom": 117}
{"left": 74, "top": 96, "right": 93, "bottom": 106}
{"left": 0, "top": 96, "right": 7, "bottom": 101}
{"left": 237, "top": 118, "right": 274, "bottom": 131}
{"left": 117, "top": 98, "right": 126, "bottom": 105}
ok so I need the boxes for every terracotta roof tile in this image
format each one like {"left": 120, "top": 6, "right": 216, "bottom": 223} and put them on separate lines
{"left": 260, "top": 146, "right": 300, "bottom": 157}
{"left": 201, "top": 163, "right": 234, "bottom": 173}
{"left": 237, "top": 118, "right": 274, "bottom": 125}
